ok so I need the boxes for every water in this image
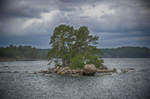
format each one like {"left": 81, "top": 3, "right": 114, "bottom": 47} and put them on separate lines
{"left": 0, "top": 58, "right": 150, "bottom": 99}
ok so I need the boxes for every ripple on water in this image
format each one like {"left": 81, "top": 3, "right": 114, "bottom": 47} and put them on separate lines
{"left": 0, "top": 59, "right": 150, "bottom": 99}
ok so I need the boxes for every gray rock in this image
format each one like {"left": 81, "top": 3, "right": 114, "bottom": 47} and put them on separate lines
{"left": 83, "top": 64, "right": 96, "bottom": 76}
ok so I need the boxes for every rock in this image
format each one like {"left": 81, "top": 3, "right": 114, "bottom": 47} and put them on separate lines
{"left": 83, "top": 64, "right": 96, "bottom": 76}
{"left": 54, "top": 66, "right": 60, "bottom": 73}
{"left": 116, "top": 69, "right": 122, "bottom": 73}
{"left": 71, "top": 70, "right": 79, "bottom": 74}
{"left": 96, "top": 68, "right": 116, "bottom": 73}
{"left": 116, "top": 68, "right": 135, "bottom": 74}
{"left": 33, "top": 72, "right": 37, "bottom": 74}
{"left": 60, "top": 71, "right": 66, "bottom": 75}
{"left": 120, "top": 68, "right": 135, "bottom": 73}
{"left": 64, "top": 67, "right": 70, "bottom": 70}
{"left": 126, "top": 68, "right": 135, "bottom": 71}
{"left": 57, "top": 67, "right": 67, "bottom": 75}
{"left": 39, "top": 70, "right": 51, "bottom": 74}
{"left": 56, "top": 69, "right": 61, "bottom": 74}
{"left": 120, "top": 69, "right": 128, "bottom": 73}
{"left": 99, "top": 65, "right": 108, "bottom": 70}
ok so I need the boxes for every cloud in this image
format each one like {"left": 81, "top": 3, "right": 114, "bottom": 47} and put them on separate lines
{"left": 22, "top": 10, "right": 60, "bottom": 34}
{"left": 0, "top": 0, "right": 150, "bottom": 48}
{"left": 80, "top": 4, "right": 115, "bottom": 18}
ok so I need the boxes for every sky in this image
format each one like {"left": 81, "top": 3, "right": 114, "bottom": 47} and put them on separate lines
{"left": 0, "top": 0, "right": 150, "bottom": 48}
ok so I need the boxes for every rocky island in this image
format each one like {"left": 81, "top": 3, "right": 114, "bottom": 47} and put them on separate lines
{"left": 38, "top": 64, "right": 117, "bottom": 76}
{"left": 36, "top": 25, "right": 134, "bottom": 76}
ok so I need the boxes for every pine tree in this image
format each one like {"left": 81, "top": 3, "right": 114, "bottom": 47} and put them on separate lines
{"left": 48, "top": 24, "right": 103, "bottom": 68}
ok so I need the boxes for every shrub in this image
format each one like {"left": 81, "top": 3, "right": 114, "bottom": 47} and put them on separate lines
{"left": 86, "top": 55, "right": 104, "bottom": 68}
{"left": 70, "top": 54, "right": 85, "bottom": 69}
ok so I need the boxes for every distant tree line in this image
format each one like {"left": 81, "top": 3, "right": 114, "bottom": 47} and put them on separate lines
{"left": 0, "top": 45, "right": 48, "bottom": 60}
{"left": 0, "top": 45, "right": 150, "bottom": 61}
{"left": 101, "top": 47, "right": 150, "bottom": 58}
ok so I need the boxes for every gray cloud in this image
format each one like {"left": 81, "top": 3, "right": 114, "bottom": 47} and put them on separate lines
{"left": 0, "top": 0, "right": 150, "bottom": 48}
{"left": 0, "top": 0, "right": 53, "bottom": 19}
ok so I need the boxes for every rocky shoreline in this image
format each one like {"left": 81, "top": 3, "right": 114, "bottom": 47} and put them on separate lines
{"left": 36, "top": 64, "right": 121, "bottom": 76}
{"left": 35, "top": 64, "right": 135, "bottom": 76}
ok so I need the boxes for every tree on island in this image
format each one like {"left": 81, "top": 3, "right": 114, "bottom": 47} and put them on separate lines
{"left": 48, "top": 24, "right": 103, "bottom": 69}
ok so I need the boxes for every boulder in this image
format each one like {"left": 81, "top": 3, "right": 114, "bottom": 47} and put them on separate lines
{"left": 83, "top": 64, "right": 96, "bottom": 76}
{"left": 99, "top": 65, "right": 108, "bottom": 70}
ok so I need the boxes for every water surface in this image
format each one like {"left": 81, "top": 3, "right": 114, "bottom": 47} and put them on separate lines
{"left": 0, "top": 58, "right": 150, "bottom": 99}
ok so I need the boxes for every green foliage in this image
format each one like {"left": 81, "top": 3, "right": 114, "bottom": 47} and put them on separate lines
{"left": 101, "top": 47, "right": 150, "bottom": 58}
{"left": 1, "top": 45, "right": 150, "bottom": 61}
{"left": 0, "top": 45, "right": 48, "bottom": 60}
{"left": 70, "top": 54, "right": 85, "bottom": 69}
{"left": 86, "top": 55, "right": 104, "bottom": 68}
{"left": 48, "top": 24, "right": 103, "bottom": 68}
{"left": 49, "top": 24, "right": 75, "bottom": 66}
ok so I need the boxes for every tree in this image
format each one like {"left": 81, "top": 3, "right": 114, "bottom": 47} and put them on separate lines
{"left": 48, "top": 24, "right": 103, "bottom": 68}
{"left": 48, "top": 24, "right": 74, "bottom": 66}
{"left": 73, "top": 26, "right": 99, "bottom": 58}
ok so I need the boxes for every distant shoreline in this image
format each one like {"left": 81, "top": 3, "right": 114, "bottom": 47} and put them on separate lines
{"left": 1, "top": 46, "right": 150, "bottom": 59}
{"left": 0, "top": 57, "right": 47, "bottom": 62}
{"left": 0, "top": 57, "right": 150, "bottom": 62}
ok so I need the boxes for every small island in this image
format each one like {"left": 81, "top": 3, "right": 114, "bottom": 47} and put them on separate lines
{"left": 38, "top": 24, "right": 118, "bottom": 76}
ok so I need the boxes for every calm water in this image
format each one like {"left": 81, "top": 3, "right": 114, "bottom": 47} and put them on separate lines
{"left": 0, "top": 58, "right": 150, "bottom": 99}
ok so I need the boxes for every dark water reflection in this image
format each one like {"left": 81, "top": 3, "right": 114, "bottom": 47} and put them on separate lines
{"left": 0, "top": 58, "right": 150, "bottom": 99}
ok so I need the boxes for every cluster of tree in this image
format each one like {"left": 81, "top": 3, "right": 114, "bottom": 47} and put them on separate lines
{"left": 1, "top": 30, "right": 150, "bottom": 62}
{"left": 48, "top": 24, "right": 103, "bottom": 69}
{"left": 0, "top": 45, "right": 48, "bottom": 60}
{"left": 0, "top": 45, "right": 150, "bottom": 61}
{"left": 101, "top": 47, "right": 150, "bottom": 58}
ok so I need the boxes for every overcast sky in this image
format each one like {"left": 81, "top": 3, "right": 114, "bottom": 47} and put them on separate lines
{"left": 0, "top": 0, "right": 150, "bottom": 48}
